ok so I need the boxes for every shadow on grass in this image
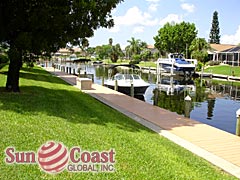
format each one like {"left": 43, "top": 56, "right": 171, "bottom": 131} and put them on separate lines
{"left": 0, "top": 63, "right": 9, "bottom": 70}
{"left": 21, "top": 66, "right": 50, "bottom": 75}
{"left": 0, "top": 66, "right": 69, "bottom": 86}
{"left": 19, "top": 71, "right": 69, "bottom": 85}
{"left": 0, "top": 85, "right": 151, "bottom": 133}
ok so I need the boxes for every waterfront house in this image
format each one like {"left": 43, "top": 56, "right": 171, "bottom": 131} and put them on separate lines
{"left": 209, "top": 44, "right": 240, "bottom": 66}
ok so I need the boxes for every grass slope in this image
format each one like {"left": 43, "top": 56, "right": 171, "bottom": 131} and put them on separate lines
{"left": 0, "top": 65, "right": 237, "bottom": 180}
{"left": 205, "top": 65, "right": 240, "bottom": 76}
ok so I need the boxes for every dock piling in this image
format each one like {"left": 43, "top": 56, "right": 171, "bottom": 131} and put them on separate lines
{"left": 130, "top": 82, "right": 134, "bottom": 97}
{"left": 184, "top": 95, "right": 192, "bottom": 118}
{"left": 236, "top": 109, "right": 240, "bottom": 136}
{"left": 153, "top": 88, "right": 159, "bottom": 106}
{"left": 102, "top": 76, "right": 104, "bottom": 86}
{"left": 114, "top": 80, "right": 118, "bottom": 91}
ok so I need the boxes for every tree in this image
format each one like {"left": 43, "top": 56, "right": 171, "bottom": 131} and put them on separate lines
{"left": 107, "top": 38, "right": 124, "bottom": 63}
{"left": 0, "top": 42, "right": 9, "bottom": 54}
{"left": 139, "top": 41, "right": 148, "bottom": 50}
{"left": 115, "top": 44, "right": 124, "bottom": 58}
{"left": 126, "top": 37, "right": 142, "bottom": 57}
{"left": 80, "top": 38, "right": 89, "bottom": 57}
{"left": 108, "top": 37, "right": 115, "bottom": 61}
{"left": 95, "top": 45, "right": 112, "bottom": 60}
{"left": 109, "top": 38, "right": 113, "bottom": 46}
{"left": 153, "top": 51, "right": 160, "bottom": 59}
{"left": 0, "top": 0, "right": 123, "bottom": 92}
{"left": 141, "top": 49, "right": 152, "bottom": 61}
{"left": 125, "top": 37, "right": 148, "bottom": 60}
{"left": 110, "top": 44, "right": 124, "bottom": 63}
{"left": 209, "top": 11, "right": 221, "bottom": 44}
{"left": 0, "top": 43, "right": 9, "bottom": 65}
{"left": 154, "top": 22, "right": 197, "bottom": 55}
{"left": 189, "top": 38, "right": 210, "bottom": 63}
{"left": 86, "top": 47, "right": 95, "bottom": 57}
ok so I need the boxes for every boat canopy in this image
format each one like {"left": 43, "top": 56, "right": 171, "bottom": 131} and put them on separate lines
{"left": 168, "top": 53, "right": 184, "bottom": 59}
{"left": 175, "top": 58, "right": 190, "bottom": 64}
{"left": 112, "top": 74, "right": 141, "bottom": 80}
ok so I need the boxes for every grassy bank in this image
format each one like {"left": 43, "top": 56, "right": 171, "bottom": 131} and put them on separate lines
{"left": 204, "top": 65, "right": 240, "bottom": 76}
{"left": 0, "top": 65, "right": 237, "bottom": 179}
{"left": 101, "top": 59, "right": 157, "bottom": 68}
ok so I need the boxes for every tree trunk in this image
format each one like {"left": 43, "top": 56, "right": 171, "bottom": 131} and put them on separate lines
{"left": 6, "top": 47, "right": 22, "bottom": 92}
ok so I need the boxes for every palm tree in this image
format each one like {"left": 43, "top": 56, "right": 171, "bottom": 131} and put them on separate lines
{"left": 106, "top": 38, "right": 124, "bottom": 62}
{"left": 116, "top": 44, "right": 124, "bottom": 59}
{"left": 126, "top": 37, "right": 141, "bottom": 58}
{"left": 190, "top": 38, "right": 209, "bottom": 52}
{"left": 110, "top": 43, "right": 124, "bottom": 63}
{"left": 109, "top": 38, "right": 113, "bottom": 46}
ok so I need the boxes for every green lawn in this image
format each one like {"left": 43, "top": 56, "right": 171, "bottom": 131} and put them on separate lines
{"left": 101, "top": 59, "right": 157, "bottom": 68}
{"left": 138, "top": 61, "right": 157, "bottom": 68}
{"left": 0, "top": 64, "right": 237, "bottom": 180}
{"left": 204, "top": 65, "right": 240, "bottom": 76}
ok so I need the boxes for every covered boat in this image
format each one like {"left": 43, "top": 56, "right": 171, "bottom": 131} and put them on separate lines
{"left": 157, "top": 53, "right": 197, "bottom": 76}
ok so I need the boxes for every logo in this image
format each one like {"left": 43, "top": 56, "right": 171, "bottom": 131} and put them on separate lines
{"left": 4, "top": 141, "right": 116, "bottom": 174}
{"left": 38, "top": 141, "right": 69, "bottom": 174}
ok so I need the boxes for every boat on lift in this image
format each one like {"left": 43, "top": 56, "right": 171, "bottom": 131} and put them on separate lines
{"left": 157, "top": 53, "right": 197, "bottom": 76}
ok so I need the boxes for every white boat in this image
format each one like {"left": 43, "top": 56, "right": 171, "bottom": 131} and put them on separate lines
{"left": 104, "top": 64, "right": 150, "bottom": 95}
{"left": 157, "top": 53, "right": 197, "bottom": 76}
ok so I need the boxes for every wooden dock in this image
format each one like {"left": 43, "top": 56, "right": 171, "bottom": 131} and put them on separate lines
{"left": 46, "top": 67, "right": 240, "bottom": 178}
{"left": 195, "top": 72, "right": 240, "bottom": 81}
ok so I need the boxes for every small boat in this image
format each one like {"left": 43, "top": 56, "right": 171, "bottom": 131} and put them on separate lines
{"left": 157, "top": 53, "right": 197, "bottom": 76}
{"left": 104, "top": 64, "right": 150, "bottom": 96}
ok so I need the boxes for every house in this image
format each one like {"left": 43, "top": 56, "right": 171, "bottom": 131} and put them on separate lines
{"left": 147, "top": 45, "right": 159, "bottom": 54}
{"left": 209, "top": 44, "right": 240, "bottom": 66}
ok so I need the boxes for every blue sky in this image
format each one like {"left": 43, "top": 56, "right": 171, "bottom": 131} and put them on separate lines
{"left": 89, "top": 0, "right": 240, "bottom": 48}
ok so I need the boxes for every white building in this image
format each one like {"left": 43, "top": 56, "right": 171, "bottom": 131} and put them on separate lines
{"left": 209, "top": 44, "right": 240, "bottom": 66}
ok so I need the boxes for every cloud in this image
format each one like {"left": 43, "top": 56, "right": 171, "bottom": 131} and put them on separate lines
{"left": 108, "top": 26, "right": 120, "bottom": 33}
{"left": 160, "top": 14, "right": 183, "bottom": 26}
{"left": 109, "top": 6, "right": 159, "bottom": 33}
{"left": 148, "top": 3, "right": 159, "bottom": 12}
{"left": 133, "top": 26, "right": 145, "bottom": 34}
{"left": 181, "top": 3, "right": 195, "bottom": 13}
{"left": 221, "top": 25, "right": 240, "bottom": 45}
{"left": 146, "top": 0, "right": 160, "bottom": 12}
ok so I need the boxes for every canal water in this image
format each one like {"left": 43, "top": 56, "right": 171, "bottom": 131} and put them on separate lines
{"left": 75, "top": 64, "right": 240, "bottom": 135}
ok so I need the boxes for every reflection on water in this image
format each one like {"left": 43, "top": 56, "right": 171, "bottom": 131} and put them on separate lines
{"left": 152, "top": 77, "right": 240, "bottom": 134}
{"left": 207, "top": 99, "right": 215, "bottom": 120}
{"left": 62, "top": 64, "right": 240, "bottom": 135}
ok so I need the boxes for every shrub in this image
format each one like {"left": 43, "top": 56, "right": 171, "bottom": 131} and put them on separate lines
{"left": 129, "top": 60, "right": 140, "bottom": 65}
{"left": 129, "top": 54, "right": 141, "bottom": 65}
{"left": 206, "top": 60, "right": 220, "bottom": 66}
{"left": 196, "top": 61, "right": 204, "bottom": 71}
